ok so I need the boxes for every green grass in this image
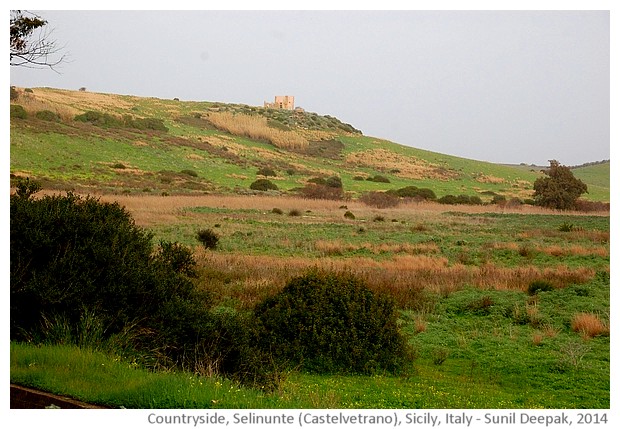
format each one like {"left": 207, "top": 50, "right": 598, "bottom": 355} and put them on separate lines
{"left": 11, "top": 269, "right": 609, "bottom": 409}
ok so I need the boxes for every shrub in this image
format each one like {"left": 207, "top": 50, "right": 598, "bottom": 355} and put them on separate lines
{"left": 344, "top": 211, "right": 356, "bottom": 220}
{"left": 128, "top": 117, "right": 168, "bottom": 132}
{"left": 491, "top": 195, "right": 507, "bottom": 205}
{"left": 288, "top": 209, "right": 302, "bottom": 217}
{"left": 438, "top": 194, "right": 482, "bottom": 205}
{"left": 359, "top": 191, "right": 399, "bottom": 208}
{"left": 257, "top": 167, "right": 277, "bottom": 177}
{"left": 250, "top": 179, "right": 278, "bottom": 191}
{"left": 111, "top": 162, "right": 126, "bottom": 169}
{"left": 35, "top": 110, "right": 61, "bottom": 122}
{"left": 196, "top": 228, "right": 219, "bottom": 250}
{"left": 366, "top": 174, "right": 391, "bottom": 183}
{"left": 373, "top": 215, "right": 385, "bottom": 222}
{"left": 180, "top": 169, "right": 198, "bottom": 177}
{"left": 558, "top": 222, "right": 575, "bottom": 232}
{"left": 9, "top": 180, "right": 213, "bottom": 370}
{"left": 437, "top": 195, "right": 458, "bottom": 205}
{"left": 527, "top": 280, "right": 555, "bottom": 295}
{"left": 10, "top": 104, "right": 27, "bottom": 119}
{"left": 533, "top": 160, "right": 587, "bottom": 210}
{"left": 10, "top": 86, "right": 19, "bottom": 100}
{"left": 74, "top": 110, "right": 123, "bottom": 127}
{"left": 253, "top": 270, "right": 412, "bottom": 374}
{"left": 325, "top": 176, "right": 343, "bottom": 188}
{"left": 393, "top": 186, "right": 436, "bottom": 201}
{"left": 271, "top": 207, "right": 283, "bottom": 215}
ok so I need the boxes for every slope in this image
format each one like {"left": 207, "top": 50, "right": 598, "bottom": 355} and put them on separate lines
{"left": 9, "top": 87, "right": 609, "bottom": 202}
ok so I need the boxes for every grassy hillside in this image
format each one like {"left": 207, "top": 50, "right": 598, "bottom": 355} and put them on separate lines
{"left": 11, "top": 87, "right": 607, "bottom": 202}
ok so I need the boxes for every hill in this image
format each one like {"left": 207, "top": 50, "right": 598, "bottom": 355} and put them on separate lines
{"left": 9, "top": 87, "right": 609, "bottom": 202}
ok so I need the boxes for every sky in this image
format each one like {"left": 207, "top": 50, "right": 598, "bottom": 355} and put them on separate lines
{"left": 9, "top": 5, "right": 611, "bottom": 166}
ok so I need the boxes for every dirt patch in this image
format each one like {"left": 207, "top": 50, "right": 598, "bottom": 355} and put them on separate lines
{"left": 10, "top": 384, "right": 108, "bottom": 409}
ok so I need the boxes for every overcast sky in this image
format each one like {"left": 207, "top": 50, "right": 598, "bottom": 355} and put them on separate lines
{"left": 10, "top": 8, "right": 610, "bottom": 166}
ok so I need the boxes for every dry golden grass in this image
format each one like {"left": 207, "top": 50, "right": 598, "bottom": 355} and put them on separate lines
{"left": 13, "top": 90, "right": 79, "bottom": 122}
{"left": 192, "top": 250, "right": 596, "bottom": 308}
{"left": 91, "top": 193, "right": 609, "bottom": 224}
{"left": 571, "top": 313, "right": 609, "bottom": 339}
{"left": 474, "top": 174, "right": 506, "bottom": 184}
{"left": 345, "top": 149, "right": 458, "bottom": 181}
{"left": 488, "top": 242, "right": 608, "bottom": 258}
{"left": 19, "top": 87, "right": 133, "bottom": 113}
{"left": 207, "top": 111, "right": 308, "bottom": 150}
{"left": 538, "top": 245, "right": 608, "bottom": 258}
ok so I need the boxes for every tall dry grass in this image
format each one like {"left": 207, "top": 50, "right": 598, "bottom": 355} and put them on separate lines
{"left": 193, "top": 250, "right": 596, "bottom": 309}
{"left": 13, "top": 91, "right": 79, "bottom": 122}
{"left": 571, "top": 313, "right": 609, "bottom": 339}
{"left": 207, "top": 111, "right": 308, "bottom": 150}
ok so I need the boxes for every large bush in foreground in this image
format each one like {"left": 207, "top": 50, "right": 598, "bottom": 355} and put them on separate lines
{"left": 9, "top": 180, "right": 211, "bottom": 369}
{"left": 253, "top": 270, "right": 412, "bottom": 375}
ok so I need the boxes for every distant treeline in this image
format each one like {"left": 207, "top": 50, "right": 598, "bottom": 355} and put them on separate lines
{"left": 569, "top": 160, "right": 610, "bottom": 169}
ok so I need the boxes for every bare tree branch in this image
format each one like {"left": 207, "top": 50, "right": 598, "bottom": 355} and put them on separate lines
{"left": 10, "top": 10, "right": 66, "bottom": 71}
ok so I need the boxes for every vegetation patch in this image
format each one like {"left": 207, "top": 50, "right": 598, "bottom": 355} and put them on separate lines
{"left": 253, "top": 270, "right": 412, "bottom": 375}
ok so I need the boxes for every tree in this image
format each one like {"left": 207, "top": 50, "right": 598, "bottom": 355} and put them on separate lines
{"left": 533, "top": 160, "right": 588, "bottom": 210}
{"left": 10, "top": 10, "right": 65, "bottom": 69}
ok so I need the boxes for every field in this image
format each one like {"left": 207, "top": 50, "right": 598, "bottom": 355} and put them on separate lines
{"left": 9, "top": 87, "right": 610, "bottom": 409}
{"left": 11, "top": 194, "right": 610, "bottom": 408}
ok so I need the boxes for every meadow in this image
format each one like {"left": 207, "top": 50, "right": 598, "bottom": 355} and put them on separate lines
{"left": 11, "top": 194, "right": 610, "bottom": 408}
{"left": 10, "top": 87, "right": 610, "bottom": 409}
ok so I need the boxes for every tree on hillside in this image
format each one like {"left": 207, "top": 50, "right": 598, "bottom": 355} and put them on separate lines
{"left": 533, "top": 160, "right": 588, "bottom": 210}
{"left": 10, "top": 10, "right": 65, "bottom": 69}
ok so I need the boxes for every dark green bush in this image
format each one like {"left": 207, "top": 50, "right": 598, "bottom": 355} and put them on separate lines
{"left": 196, "top": 228, "right": 219, "bottom": 249}
{"left": 128, "top": 117, "right": 168, "bottom": 132}
{"left": 438, "top": 194, "right": 482, "bottom": 205}
{"left": 366, "top": 174, "right": 391, "bottom": 183}
{"left": 74, "top": 110, "right": 123, "bottom": 127}
{"left": 35, "top": 110, "right": 60, "bottom": 122}
{"left": 9, "top": 179, "right": 214, "bottom": 370}
{"left": 527, "top": 280, "right": 555, "bottom": 295}
{"left": 10, "top": 104, "right": 27, "bottom": 119}
{"left": 250, "top": 179, "right": 278, "bottom": 191}
{"left": 558, "top": 222, "right": 576, "bottom": 232}
{"left": 180, "top": 169, "right": 198, "bottom": 177}
{"left": 438, "top": 195, "right": 457, "bottom": 205}
{"left": 344, "top": 210, "right": 356, "bottom": 220}
{"left": 257, "top": 167, "right": 277, "bottom": 177}
{"left": 393, "top": 186, "right": 436, "bottom": 201}
{"left": 271, "top": 207, "right": 284, "bottom": 215}
{"left": 253, "top": 270, "right": 412, "bottom": 375}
